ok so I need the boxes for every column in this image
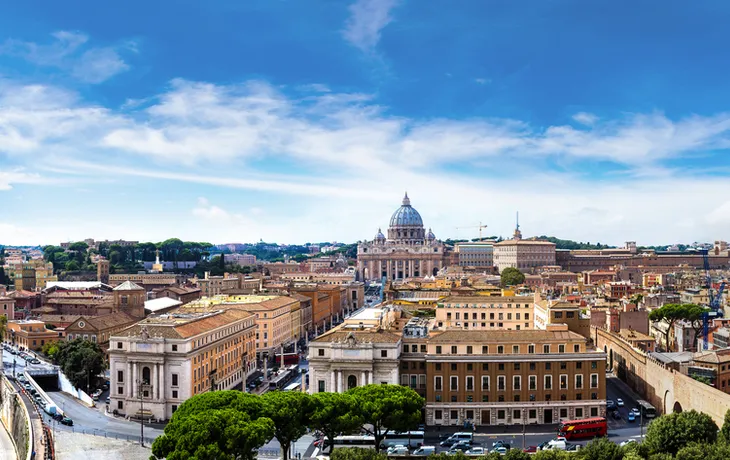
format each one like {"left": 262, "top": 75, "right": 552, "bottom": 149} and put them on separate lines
{"left": 160, "top": 363, "right": 165, "bottom": 401}
{"left": 131, "top": 362, "right": 136, "bottom": 398}
{"left": 409, "top": 260, "right": 414, "bottom": 278}
{"left": 368, "top": 371, "right": 373, "bottom": 385}
{"left": 386, "top": 260, "right": 392, "bottom": 280}
{"left": 330, "top": 370, "right": 336, "bottom": 393}
{"left": 153, "top": 363, "right": 158, "bottom": 399}
{"left": 337, "top": 371, "right": 344, "bottom": 393}
{"left": 361, "top": 371, "right": 366, "bottom": 387}
{"left": 127, "top": 361, "right": 132, "bottom": 398}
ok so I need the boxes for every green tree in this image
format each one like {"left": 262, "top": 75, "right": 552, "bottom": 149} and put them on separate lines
{"left": 347, "top": 384, "right": 424, "bottom": 452}
{"left": 64, "top": 260, "right": 80, "bottom": 271}
{"left": 534, "top": 450, "right": 571, "bottom": 460}
{"left": 151, "top": 391, "right": 273, "bottom": 460}
{"left": 649, "top": 303, "right": 691, "bottom": 351}
{"left": 41, "top": 341, "right": 60, "bottom": 361}
{"left": 575, "top": 437, "right": 623, "bottom": 460}
{"left": 0, "top": 315, "right": 6, "bottom": 342}
{"left": 500, "top": 267, "right": 525, "bottom": 287}
{"left": 309, "top": 392, "right": 363, "bottom": 454}
{"left": 68, "top": 241, "right": 89, "bottom": 252}
{"left": 262, "top": 391, "right": 313, "bottom": 460}
{"left": 330, "top": 448, "right": 388, "bottom": 460}
{"left": 503, "top": 449, "right": 531, "bottom": 460}
{"left": 676, "top": 442, "right": 730, "bottom": 460}
{"left": 54, "top": 339, "right": 106, "bottom": 392}
{"left": 644, "top": 410, "right": 718, "bottom": 456}
{"left": 685, "top": 303, "right": 711, "bottom": 349}
{"left": 720, "top": 409, "right": 730, "bottom": 443}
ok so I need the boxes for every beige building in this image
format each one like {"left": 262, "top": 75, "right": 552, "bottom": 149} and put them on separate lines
{"left": 180, "top": 295, "right": 298, "bottom": 355}
{"left": 357, "top": 194, "right": 449, "bottom": 281}
{"left": 435, "top": 296, "right": 534, "bottom": 331}
{"left": 455, "top": 242, "right": 494, "bottom": 270}
{"left": 425, "top": 326, "right": 607, "bottom": 426}
{"left": 493, "top": 226, "right": 556, "bottom": 273}
{"left": 109, "top": 308, "right": 257, "bottom": 421}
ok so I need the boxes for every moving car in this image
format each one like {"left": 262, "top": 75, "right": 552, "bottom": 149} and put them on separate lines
{"left": 412, "top": 446, "right": 436, "bottom": 456}
{"left": 617, "top": 399, "right": 624, "bottom": 407}
{"left": 465, "top": 447, "right": 485, "bottom": 455}
{"left": 449, "top": 441, "right": 471, "bottom": 453}
{"left": 440, "top": 433, "right": 473, "bottom": 447}
{"left": 492, "top": 440, "right": 511, "bottom": 449}
{"left": 60, "top": 417, "right": 74, "bottom": 426}
{"left": 606, "top": 400, "right": 616, "bottom": 411}
{"left": 628, "top": 412, "right": 636, "bottom": 422}
{"left": 106, "top": 396, "right": 110, "bottom": 404}
{"left": 491, "top": 447, "right": 508, "bottom": 455}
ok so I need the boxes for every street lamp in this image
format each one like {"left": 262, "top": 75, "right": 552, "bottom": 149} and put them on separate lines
{"left": 136, "top": 379, "right": 145, "bottom": 447}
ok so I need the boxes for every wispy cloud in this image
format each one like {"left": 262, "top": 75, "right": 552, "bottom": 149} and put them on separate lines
{"left": 474, "top": 78, "right": 491, "bottom": 85}
{"left": 0, "top": 31, "right": 135, "bottom": 83}
{"left": 343, "top": 0, "right": 399, "bottom": 53}
{"left": 573, "top": 112, "right": 598, "bottom": 126}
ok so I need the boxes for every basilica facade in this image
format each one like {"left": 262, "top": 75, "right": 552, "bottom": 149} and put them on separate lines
{"left": 357, "top": 194, "right": 449, "bottom": 281}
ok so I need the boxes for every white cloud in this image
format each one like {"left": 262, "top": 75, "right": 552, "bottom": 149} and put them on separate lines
{"left": 0, "top": 31, "right": 133, "bottom": 83}
{"left": 474, "top": 78, "right": 491, "bottom": 85}
{"left": 573, "top": 112, "right": 598, "bottom": 125}
{"left": 0, "top": 169, "right": 47, "bottom": 190}
{"left": 343, "top": 0, "right": 399, "bottom": 53}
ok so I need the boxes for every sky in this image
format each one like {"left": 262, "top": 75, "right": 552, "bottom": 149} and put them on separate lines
{"left": 2, "top": 1, "right": 730, "bottom": 246}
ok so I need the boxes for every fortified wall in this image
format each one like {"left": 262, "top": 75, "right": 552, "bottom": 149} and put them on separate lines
{"left": 0, "top": 374, "right": 32, "bottom": 460}
{"left": 593, "top": 326, "right": 730, "bottom": 426}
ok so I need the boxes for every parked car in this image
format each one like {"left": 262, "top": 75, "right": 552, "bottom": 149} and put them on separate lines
{"left": 387, "top": 445, "right": 409, "bottom": 455}
{"left": 631, "top": 407, "right": 640, "bottom": 415}
{"left": 105, "top": 396, "right": 110, "bottom": 404}
{"left": 465, "top": 447, "right": 485, "bottom": 456}
{"left": 52, "top": 413, "right": 63, "bottom": 422}
{"left": 617, "top": 399, "right": 624, "bottom": 407}
{"left": 449, "top": 441, "right": 471, "bottom": 453}
{"left": 412, "top": 446, "right": 436, "bottom": 456}
{"left": 606, "top": 400, "right": 616, "bottom": 410}
{"left": 492, "top": 441, "right": 511, "bottom": 450}
{"left": 628, "top": 412, "right": 636, "bottom": 422}
{"left": 60, "top": 417, "right": 74, "bottom": 426}
{"left": 523, "top": 446, "right": 538, "bottom": 453}
{"left": 440, "top": 432, "right": 474, "bottom": 447}
{"left": 30, "top": 359, "right": 40, "bottom": 365}
{"left": 491, "top": 446, "right": 508, "bottom": 455}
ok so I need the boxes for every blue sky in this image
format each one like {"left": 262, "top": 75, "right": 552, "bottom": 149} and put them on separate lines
{"left": 2, "top": 0, "right": 730, "bottom": 246}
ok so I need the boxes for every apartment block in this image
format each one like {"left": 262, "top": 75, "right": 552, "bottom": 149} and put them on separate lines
{"left": 435, "top": 296, "right": 534, "bottom": 331}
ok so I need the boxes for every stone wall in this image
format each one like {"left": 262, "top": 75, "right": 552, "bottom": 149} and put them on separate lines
{"left": 0, "top": 375, "right": 32, "bottom": 460}
{"left": 593, "top": 326, "right": 730, "bottom": 427}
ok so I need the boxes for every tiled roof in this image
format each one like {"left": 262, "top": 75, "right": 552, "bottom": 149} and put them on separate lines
{"left": 7, "top": 290, "right": 37, "bottom": 298}
{"left": 312, "top": 328, "right": 402, "bottom": 344}
{"left": 116, "top": 309, "right": 254, "bottom": 340}
{"left": 693, "top": 349, "right": 730, "bottom": 364}
{"left": 39, "top": 314, "right": 82, "bottom": 324}
{"left": 290, "top": 293, "right": 312, "bottom": 303}
{"left": 440, "top": 295, "right": 530, "bottom": 303}
{"left": 114, "top": 281, "right": 145, "bottom": 291}
{"left": 76, "top": 312, "right": 139, "bottom": 331}
{"left": 428, "top": 329, "right": 585, "bottom": 343}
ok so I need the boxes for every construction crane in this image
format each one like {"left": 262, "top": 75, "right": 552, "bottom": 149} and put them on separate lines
{"left": 455, "top": 222, "right": 488, "bottom": 241}
{"left": 700, "top": 249, "right": 726, "bottom": 349}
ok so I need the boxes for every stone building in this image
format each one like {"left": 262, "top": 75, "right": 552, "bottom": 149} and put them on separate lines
{"left": 108, "top": 308, "right": 257, "bottom": 421}
{"left": 493, "top": 225, "right": 556, "bottom": 274}
{"left": 357, "top": 194, "right": 449, "bottom": 281}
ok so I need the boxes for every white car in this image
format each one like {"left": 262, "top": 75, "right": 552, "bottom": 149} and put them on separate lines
{"left": 387, "top": 445, "right": 409, "bottom": 455}
{"left": 617, "top": 398, "right": 624, "bottom": 407}
{"left": 490, "top": 446, "right": 508, "bottom": 455}
{"left": 465, "top": 447, "right": 485, "bottom": 455}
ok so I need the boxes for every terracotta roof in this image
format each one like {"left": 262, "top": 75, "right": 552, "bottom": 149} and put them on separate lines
{"left": 440, "top": 296, "right": 531, "bottom": 303}
{"left": 428, "top": 329, "right": 585, "bottom": 343}
{"left": 116, "top": 309, "right": 254, "bottom": 340}
{"left": 31, "top": 306, "right": 58, "bottom": 313}
{"left": 290, "top": 293, "right": 312, "bottom": 303}
{"left": 114, "top": 281, "right": 145, "bottom": 291}
{"left": 693, "top": 349, "right": 730, "bottom": 364}
{"left": 312, "top": 328, "right": 402, "bottom": 344}
{"left": 162, "top": 286, "right": 201, "bottom": 295}
{"left": 7, "top": 290, "right": 37, "bottom": 298}
{"left": 39, "top": 314, "right": 82, "bottom": 324}
{"left": 68, "top": 312, "right": 139, "bottom": 331}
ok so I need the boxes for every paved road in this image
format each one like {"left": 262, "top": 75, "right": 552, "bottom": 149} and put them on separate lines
{"left": 0, "top": 422, "right": 17, "bottom": 460}
{"left": 45, "top": 391, "right": 165, "bottom": 444}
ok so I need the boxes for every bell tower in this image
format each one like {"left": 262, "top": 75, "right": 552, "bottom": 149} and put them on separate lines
{"left": 113, "top": 281, "right": 146, "bottom": 318}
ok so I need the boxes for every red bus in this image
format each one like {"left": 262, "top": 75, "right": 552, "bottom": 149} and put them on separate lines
{"left": 558, "top": 417, "right": 608, "bottom": 440}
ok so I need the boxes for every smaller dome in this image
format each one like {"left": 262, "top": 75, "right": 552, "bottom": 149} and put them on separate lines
{"left": 426, "top": 228, "right": 435, "bottom": 240}
{"left": 375, "top": 228, "right": 385, "bottom": 240}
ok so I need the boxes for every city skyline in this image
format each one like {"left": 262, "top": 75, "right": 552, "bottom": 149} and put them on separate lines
{"left": 3, "top": 1, "right": 730, "bottom": 245}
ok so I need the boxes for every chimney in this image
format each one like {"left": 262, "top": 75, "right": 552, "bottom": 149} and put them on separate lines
{"left": 359, "top": 322, "right": 364, "bottom": 330}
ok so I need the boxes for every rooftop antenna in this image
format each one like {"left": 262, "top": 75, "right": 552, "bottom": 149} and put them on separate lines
{"left": 513, "top": 211, "right": 522, "bottom": 240}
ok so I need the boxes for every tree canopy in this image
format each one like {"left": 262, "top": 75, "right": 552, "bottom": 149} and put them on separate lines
{"left": 501, "top": 267, "right": 526, "bottom": 287}
{"left": 649, "top": 304, "right": 705, "bottom": 351}
{"left": 54, "top": 339, "right": 106, "bottom": 392}
{"left": 644, "top": 410, "right": 718, "bottom": 456}
{"left": 347, "top": 384, "right": 424, "bottom": 452}
{"left": 262, "top": 391, "right": 314, "bottom": 460}
{"left": 309, "top": 392, "right": 363, "bottom": 453}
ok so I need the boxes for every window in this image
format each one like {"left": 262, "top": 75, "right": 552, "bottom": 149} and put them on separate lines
{"left": 421, "top": 344, "right": 427, "bottom": 353}
{"left": 172, "top": 405, "right": 178, "bottom": 413}
{"left": 172, "top": 390, "right": 178, "bottom": 398}
{"left": 436, "top": 346, "right": 442, "bottom": 354}
{"left": 466, "top": 376, "right": 474, "bottom": 391}
{"left": 482, "top": 395, "right": 489, "bottom": 402}
{"left": 560, "top": 408, "right": 568, "bottom": 419}
{"left": 381, "top": 350, "right": 388, "bottom": 358}
{"left": 435, "top": 376, "right": 443, "bottom": 390}
{"left": 411, "top": 345, "right": 417, "bottom": 352}
{"left": 574, "top": 344, "right": 580, "bottom": 353}
{"left": 451, "top": 395, "right": 457, "bottom": 402}
{"left": 436, "top": 395, "right": 441, "bottom": 402}
{"left": 529, "top": 363, "right": 536, "bottom": 371}
{"left": 591, "top": 392, "right": 598, "bottom": 400}
{"left": 576, "top": 362, "right": 582, "bottom": 369}
{"left": 467, "top": 363, "right": 473, "bottom": 371}
{"left": 498, "top": 376, "right": 505, "bottom": 391}
{"left": 172, "top": 345, "right": 178, "bottom": 351}
{"left": 560, "top": 362, "right": 567, "bottom": 370}
{"left": 590, "top": 374, "right": 599, "bottom": 388}
{"left": 576, "top": 375, "right": 583, "bottom": 389}
{"left": 497, "top": 410, "right": 505, "bottom": 420}
{"left": 513, "top": 409, "right": 521, "bottom": 420}
{"left": 482, "top": 345, "right": 489, "bottom": 354}
{"left": 498, "top": 395, "right": 505, "bottom": 402}
{"left": 117, "top": 386, "right": 123, "bottom": 395}
{"left": 529, "top": 375, "right": 536, "bottom": 390}
{"left": 512, "top": 345, "right": 519, "bottom": 353}
{"left": 543, "top": 344, "right": 550, "bottom": 353}
{"left": 576, "top": 393, "right": 583, "bottom": 400}
{"left": 318, "top": 349, "right": 324, "bottom": 356}
{"left": 436, "top": 363, "right": 442, "bottom": 371}
{"left": 576, "top": 408, "right": 583, "bottom": 418}
{"left": 318, "top": 380, "right": 325, "bottom": 392}
{"left": 525, "top": 313, "right": 529, "bottom": 320}
{"left": 513, "top": 375, "right": 521, "bottom": 390}
{"left": 498, "top": 363, "right": 505, "bottom": 371}
{"left": 482, "top": 363, "right": 489, "bottom": 371}
{"left": 117, "top": 342, "right": 122, "bottom": 349}
{"left": 559, "top": 344, "right": 565, "bottom": 353}
{"left": 528, "top": 345, "right": 535, "bottom": 354}
{"left": 514, "top": 363, "right": 520, "bottom": 371}
{"left": 591, "top": 407, "right": 598, "bottom": 417}
{"left": 567, "top": 311, "right": 575, "bottom": 318}
{"left": 498, "top": 346, "right": 504, "bottom": 354}
{"left": 561, "top": 394, "right": 567, "bottom": 401}
{"left": 435, "top": 410, "right": 442, "bottom": 420}
{"left": 117, "top": 370, "right": 124, "bottom": 383}
{"left": 545, "top": 362, "right": 551, "bottom": 370}
{"left": 544, "top": 375, "right": 552, "bottom": 390}
{"left": 451, "top": 363, "right": 457, "bottom": 371}
{"left": 591, "top": 361, "right": 598, "bottom": 369}
{"left": 451, "top": 346, "right": 457, "bottom": 354}
{"left": 554, "top": 312, "right": 563, "bottom": 319}
{"left": 560, "top": 375, "right": 568, "bottom": 390}
{"left": 490, "top": 313, "right": 495, "bottom": 320}
{"left": 466, "top": 346, "right": 473, "bottom": 354}
{"left": 118, "top": 401, "right": 123, "bottom": 410}
{"left": 482, "top": 376, "right": 489, "bottom": 390}
{"left": 450, "top": 376, "right": 458, "bottom": 391}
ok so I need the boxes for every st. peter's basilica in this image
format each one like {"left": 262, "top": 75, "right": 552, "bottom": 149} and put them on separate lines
{"left": 357, "top": 193, "right": 449, "bottom": 281}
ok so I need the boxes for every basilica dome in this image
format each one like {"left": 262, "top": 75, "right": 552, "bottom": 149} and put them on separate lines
{"left": 389, "top": 193, "right": 424, "bottom": 228}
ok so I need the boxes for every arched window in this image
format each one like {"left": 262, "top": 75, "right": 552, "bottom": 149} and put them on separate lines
{"left": 347, "top": 375, "right": 357, "bottom": 390}
{"left": 142, "top": 366, "right": 151, "bottom": 384}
